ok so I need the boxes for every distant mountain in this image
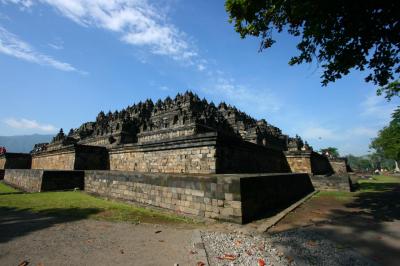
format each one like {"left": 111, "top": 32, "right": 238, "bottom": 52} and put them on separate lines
{"left": 0, "top": 134, "right": 53, "bottom": 153}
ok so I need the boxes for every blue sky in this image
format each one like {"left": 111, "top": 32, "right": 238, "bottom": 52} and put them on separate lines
{"left": 0, "top": 0, "right": 398, "bottom": 156}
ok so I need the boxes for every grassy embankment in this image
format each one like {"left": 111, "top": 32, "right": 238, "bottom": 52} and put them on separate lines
{"left": 314, "top": 174, "right": 400, "bottom": 201}
{"left": 0, "top": 181, "right": 196, "bottom": 224}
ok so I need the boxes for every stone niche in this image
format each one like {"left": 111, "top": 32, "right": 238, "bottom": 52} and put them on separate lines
{"left": 85, "top": 171, "right": 314, "bottom": 224}
{"left": 109, "top": 132, "right": 291, "bottom": 174}
{"left": 0, "top": 153, "right": 32, "bottom": 170}
{"left": 32, "top": 144, "right": 109, "bottom": 170}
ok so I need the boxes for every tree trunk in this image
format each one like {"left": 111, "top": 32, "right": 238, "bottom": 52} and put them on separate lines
{"left": 395, "top": 160, "right": 400, "bottom": 173}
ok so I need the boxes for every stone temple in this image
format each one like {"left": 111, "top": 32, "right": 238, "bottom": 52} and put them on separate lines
{"left": 0, "top": 91, "right": 351, "bottom": 223}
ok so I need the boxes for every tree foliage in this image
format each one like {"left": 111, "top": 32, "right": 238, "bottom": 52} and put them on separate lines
{"left": 347, "top": 154, "right": 395, "bottom": 171}
{"left": 225, "top": 0, "right": 400, "bottom": 98}
{"left": 370, "top": 108, "right": 400, "bottom": 163}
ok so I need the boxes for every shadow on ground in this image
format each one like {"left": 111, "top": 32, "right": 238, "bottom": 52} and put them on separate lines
{"left": 0, "top": 207, "right": 101, "bottom": 244}
{"left": 270, "top": 177, "right": 400, "bottom": 266}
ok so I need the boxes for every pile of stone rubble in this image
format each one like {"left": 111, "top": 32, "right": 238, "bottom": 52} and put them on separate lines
{"left": 201, "top": 229, "right": 376, "bottom": 266}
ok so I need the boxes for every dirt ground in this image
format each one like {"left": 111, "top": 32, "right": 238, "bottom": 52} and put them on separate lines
{"left": 1, "top": 177, "right": 399, "bottom": 266}
{"left": 269, "top": 181, "right": 400, "bottom": 266}
{"left": 0, "top": 208, "right": 205, "bottom": 266}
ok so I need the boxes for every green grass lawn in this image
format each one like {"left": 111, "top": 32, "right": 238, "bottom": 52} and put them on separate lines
{"left": 0, "top": 182, "right": 195, "bottom": 225}
{"left": 357, "top": 174, "right": 400, "bottom": 192}
{"left": 313, "top": 175, "right": 400, "bottom": 201}
{"left": 0, "top": 182, "right": 19, "bottom": 194}
{"left": 313, "top": 190, "right": 354, "bottom": 201}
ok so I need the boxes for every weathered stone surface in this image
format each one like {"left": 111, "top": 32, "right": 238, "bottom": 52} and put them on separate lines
{"left": 85, "top": 171, "right": 314, "bottom": 224}
{"left": 240, "top": 173, "right": 314, "bottom": 223}
{"left": 109, "top": 133, "right": 217, "bottom": 173}
{"left": 285, "top": 151, "right": 353, "bottom": 191}
{"left": 108, "top": 132, "right": 291, "bottom": 174}
{"left": 311, "top": 175, "right": 351, "bottom": 191}
{"left": 4, "top": 169, "right": 84, "bottom": 192}
{"left": 28, "top": 92, "right": 323, "bottom": 174}
{"left": 32, "top": 145, "right": 109, "bottom": 170}
{"left": 285, "top": 151, "right": 333, "bottom": 175}
{"left": 328, "top": 158, "right": 350, "bottom": 174}
{"left": 35, "top": 91, "right": 308, "bottom": 152}
{"left": 0, "top": 153, "right": 31, "bottom": 169}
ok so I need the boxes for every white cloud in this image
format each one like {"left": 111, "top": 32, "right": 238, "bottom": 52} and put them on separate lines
{"left": 298, "top": 124, "right": 380, "bottom": 156}
{"left": 0, "top": 26, "right": 80, "bottom": 72}
{"left": 5, "top": 0, "right": 198, "bottom": 63}
{"left": 197, "top": 63, "right": 206, "bottom": 71}
{"left": 202, "top": 75, "right": 281, "bottom": 116}
{"left": 361, "top": 93, "right": 397, "bottom": 123}
{"left": 4, "top": 118, "right": 57, "bottom": 132}
{"left": 1, "top": 0, "right": 33, "bottom": 9}
{"left": 351, "top": 126, "right": 377, "bottom": 138}
{"left": 302, "top": 124, "right": 378, "bottom": 142}
{"left": 48, "top": 38, "right": 64, "bottom": 50}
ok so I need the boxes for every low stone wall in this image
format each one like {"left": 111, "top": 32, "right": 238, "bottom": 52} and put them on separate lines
{"left": 240, "top": 173, "right": 314, "bottom": 223}
{"left": 85, "top": 171, "right": 314, "bottom": 224}
{"left": 4, "top": 169, "right": 84, "bottom": 192}
{"left": 4, "top": 169, "right": 43, "bottom": 192}
{"left": 0, "top": 153, "right": 31, "bottom": 169}
{"left": 328, "top": 158, "right": 349, "bottom": 174}
{"left": 110, "top": 132, "right": 290, "bottom": 174}
{"left": 285, "top": 151, "right": 333, "bottom": 175}
{"left": 32, "top": 150, "right": 75, "bottom": 170}
{"left": 216, "top": 136, "right": 291, "bottom": 173}
{"left": 32, "top": 145, "right": 109, "bottom": 170}
{"left": 285, "top": 153, "right": 312, "bottom": 173}
{"left": 311, "top": 152, "right": 334, "bottom": 175}
{"left": 109, "top": 133, "right": 217, "bottom": 174}
{"left": 311, "top": 175, "right": 351, "bottom": 191}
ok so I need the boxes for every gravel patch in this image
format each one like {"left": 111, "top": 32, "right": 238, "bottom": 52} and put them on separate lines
{"left": 202, "top": 231, "right": 288, "bottom": 266}
{"left": 202, "top": 228, "right": 378, "bottom": 266}
{"left": 270, "top": 229, "right": 378, "bottom": 266}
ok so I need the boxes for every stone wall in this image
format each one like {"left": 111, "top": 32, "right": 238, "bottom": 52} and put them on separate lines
{"left": 85, "top": 171, "right": 314, "bottom": 224}
{"left": 240, "top": 173, "right": 314, "bottom": 223}
{"left": 32, "top": 145, "right": 109, "bottom": 170}
{"left": 328, "top": 158, "right": 348, "bottom": 174}
{"left": 32, "top": 150, "right": 75, "bottom": 170}
{"left": 110, "top": 132, "right": 290, "bottom": 174}
{"left": 311, "top": 152, "right": 334, "bottom": 175}
{"left": 216, "top": 136, "right": 290, "bottom": 173}
{"left": 79, "top": 136, "right": 112, "bottom": 147}
{"left": 137, "top": 126, "right": 197, "bottom": 144}
{"left": 285, "top": 151, "right": 333, "bottom": 175}
{"left": 285, "top": 155, "right": 312, "bottom": 173}
{"left": 4, "top": 169, "right": 84, "bottom": 192}
{"left": 0, "top": 153, "right": 31, "bottom": 169}
{"left": 4, "top": 169, "right": 43, "bottom": 192}
{"left": 74, "top": 146, "right": 109, "bottom": 170}
{"left": 110, "top": 133, "right": 218, "bottom": 174}
{"left": 311, "top": 175, "right": 351, "bottom": 191}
